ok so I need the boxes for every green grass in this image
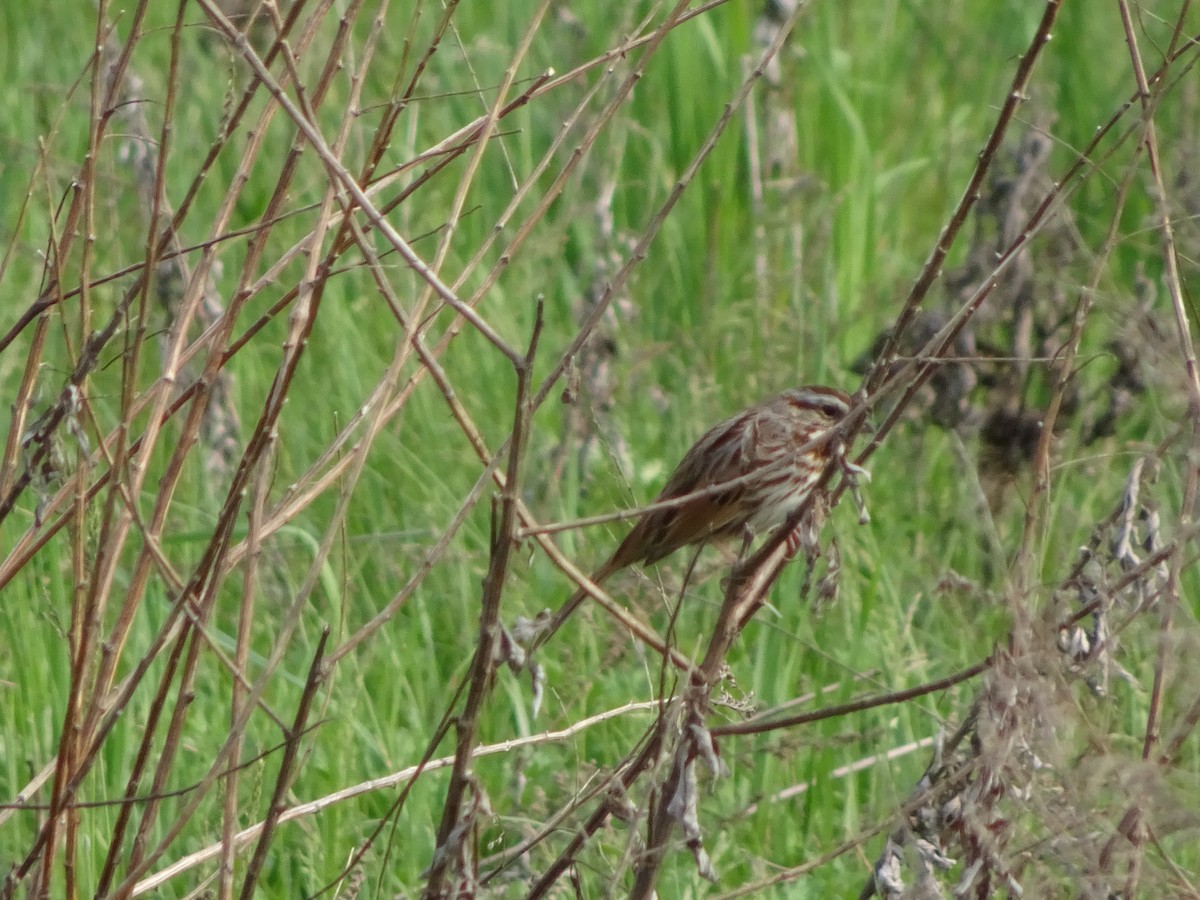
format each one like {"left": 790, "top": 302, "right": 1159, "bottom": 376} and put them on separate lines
{"left": 2, "top": 1, "right": 1199, "bottom": 896}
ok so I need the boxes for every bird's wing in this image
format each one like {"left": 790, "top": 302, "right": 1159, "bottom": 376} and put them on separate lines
{"left": 612, "top": 408, "right": 759, "bottom": 567}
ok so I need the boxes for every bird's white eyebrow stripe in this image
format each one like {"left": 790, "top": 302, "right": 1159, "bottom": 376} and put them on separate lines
{"left": 791, "top": 388, "right": 849, "bottom": 417}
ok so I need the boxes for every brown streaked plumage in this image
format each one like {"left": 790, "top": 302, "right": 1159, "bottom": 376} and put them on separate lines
{"left": 540, "top": 385, "right": 856, "bottom": 644}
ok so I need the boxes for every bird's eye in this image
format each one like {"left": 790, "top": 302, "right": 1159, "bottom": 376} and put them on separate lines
{"left": 813, "top": 397, "right": 849, "bottom": 419}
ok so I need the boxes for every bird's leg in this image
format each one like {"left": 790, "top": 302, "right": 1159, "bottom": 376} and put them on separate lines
{"left": 783, "top": 521, "right": 810, "bottom": 559}
{"left": 836, "top": 444, "right": 872, "bottom": 525}
{"left": 737, "top": 525, "right": 755, "bottom": 562}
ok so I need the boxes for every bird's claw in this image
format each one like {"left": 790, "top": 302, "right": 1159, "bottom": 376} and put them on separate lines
{"left": 842, "top": 460, "right": 871, "bottom": 481}
{"left": 838, "top": 456, "right": 871, "bottom": 525}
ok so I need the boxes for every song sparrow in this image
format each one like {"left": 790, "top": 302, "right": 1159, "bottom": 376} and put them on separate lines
{"left": 541, "top": 385, "right": 864, "bottom": 641}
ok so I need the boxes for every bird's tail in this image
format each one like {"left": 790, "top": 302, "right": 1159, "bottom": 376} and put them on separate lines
{"left": 530, "top": 557, "right": 621, "bottom": 652}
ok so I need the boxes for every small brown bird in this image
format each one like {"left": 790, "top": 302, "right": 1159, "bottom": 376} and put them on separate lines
{"left": 541, "top": 385, "right": 863, "bottom": 643}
